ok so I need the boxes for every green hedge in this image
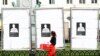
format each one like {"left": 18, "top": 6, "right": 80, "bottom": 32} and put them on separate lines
{"left": 0, "top": 51, "right": 29, "bottom": 56}
{"left": 36, "top": 50, "right": 99, "bottom": 56}
{"left": 0, "top": 50, "right": 99, "bottom": 56}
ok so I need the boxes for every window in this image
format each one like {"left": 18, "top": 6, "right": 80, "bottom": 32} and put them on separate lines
{"left": 49, "top": 0, "right": 55, "bottom": 4}
{"left": 36, "top": 0, "right": 41, "bottom": 7}
{"left": 67, "top": 0, "right": 72, "bottom": 4}
{"left": 36, "top": 0, "right": 39, "bottom": 4}
{"left": 3, "top": 0, "right": 8, "bottom": 5}
{"left": 79, "top": 0, "right": 85, "bottom": 4}
{"left": 3, "top": 0, "right": 4, "bottom": 5}
{"left": 91, "top": 0, "right": 97, "bottom": 3}
{"left": 5, "top": 0, "right": 7, "bottom": 4}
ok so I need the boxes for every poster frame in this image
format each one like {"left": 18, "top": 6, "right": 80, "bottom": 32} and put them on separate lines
{"left": 35, "top": 8, "right": 65, "bottom": 50}
{"left": 70, "top": 8, "right": 99, "bottom": 50}
{"left": 1, "top": 8, "right": 31, "bottom": 50}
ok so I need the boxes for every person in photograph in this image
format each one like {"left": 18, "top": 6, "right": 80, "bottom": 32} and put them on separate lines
{"left": 77, "top": 23, "right": 86, "bottom": 35}
{"left": 10, "top": 24, "right": 18, "bottom": 32}
{"left": 42, "top": 24, "right": 50, "bottom": 33}
{"left": 47, "top": 31, "right": 56, "bottom": 56}
{"left": 41, "top": 24, "right": 51, "bottom": 37}
{"left": 77, "top": 23, "right": 85, "bottom": 31}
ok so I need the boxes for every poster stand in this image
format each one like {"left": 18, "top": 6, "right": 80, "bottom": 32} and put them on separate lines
{"left": 2, "top": 8, "right": 31, "bottom": 50}
{"left": 70, "top": 8, "right": 99, "bottom": 50}
{"left": 35, "top": 8, "right": 65, "bottom": 50}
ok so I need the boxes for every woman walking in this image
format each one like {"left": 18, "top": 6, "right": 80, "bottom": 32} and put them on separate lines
{"left": 47, "top": 31, "right": 56, "bottom": 56}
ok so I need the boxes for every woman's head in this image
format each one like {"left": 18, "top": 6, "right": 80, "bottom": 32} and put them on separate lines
{"left": 51, "top": 31, "right": 56, "bottom": 37}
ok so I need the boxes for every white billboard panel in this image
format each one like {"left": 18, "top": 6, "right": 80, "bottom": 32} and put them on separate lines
{"left": 35, "top": 8, "right": 64, "bottom": 49}
{"left": 2, "top": 8, "right": 31, "bottom": 50}
{"left": 71, "top": 8, "right": 98, "bottom": 50}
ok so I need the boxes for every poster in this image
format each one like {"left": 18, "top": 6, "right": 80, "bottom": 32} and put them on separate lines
{"left": 2, "top": 8, "right": 30, "bottom": 50}
{"left": 76, "top": 22, "right": 86, "bottom": 36}
{"left": 9, "top": 23, "right": 19, "bottom": 37}
{"left": 41, "top": 24, "right": 51, "bottom": 37}
{"left": 35, "top": 8, "right": 64, "bottom": 49}
{"left": 71, "top": 8, "right": 98, "bottom": 50}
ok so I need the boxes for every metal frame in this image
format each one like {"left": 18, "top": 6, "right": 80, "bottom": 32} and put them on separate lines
{"left": 32, "top": 7, "right": 37, "bottom": 53}
{"left": 64, "top": 8, "right": 72, "bottom": 50}
{"left": 1, "top": 8, "right": 31, "bottom": 50}
{"left": 0, "top": 14, "right": 2, "bottom": 49}
{"left": 34, "top": 8, "right": 65, "bottom": 50}
{"left": 97, "top": 8, "right": 100, "bottom": 50}
{"left": 70, "top": 8, "right": 72, "bottom": 51}
{"left": 63, "top": 8, "right": 71, "bottom": 50}
{"left": 70, "top": 7, "right": 99, "bottom": 50}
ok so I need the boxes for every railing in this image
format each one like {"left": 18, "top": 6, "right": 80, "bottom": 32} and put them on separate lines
{"left": 0, "top": 50, "right": 99, "bottom": 56}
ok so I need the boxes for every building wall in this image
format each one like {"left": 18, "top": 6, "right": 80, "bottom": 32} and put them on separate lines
{"left": 39, "top": 0, "right": 100, "bottom": 8}
{"left": 0, "top": 0, "right": 17, "bottom": 13}
{"left": 17, "top": 0, "right": 36, "bottom": 8}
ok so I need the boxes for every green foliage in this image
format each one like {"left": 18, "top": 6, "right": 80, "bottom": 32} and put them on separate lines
{"left": 0, "top": 50, "right": 99, "bottom": 56}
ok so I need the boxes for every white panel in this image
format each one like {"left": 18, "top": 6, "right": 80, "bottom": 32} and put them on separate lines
{"left": 71, "top": 9, "right": 98, "bottom": 50}
{"left": 36, "top": 8, "right": 64, "bottom": 49}
{"left": 3, "top": 9, "right": 30, "bottom": 50}
{"left": 72, "top": 39, "right": 97, "bottom": 50}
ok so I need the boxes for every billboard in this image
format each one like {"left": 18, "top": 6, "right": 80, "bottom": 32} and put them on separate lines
{"left": 35, "top": 8, "right": 64, "bottom": 49}
{"left": 2, "top": 8, "right": 31, "bottom": 50}
{"left": 71, "top": 8, "right": 98, "bottom": 50}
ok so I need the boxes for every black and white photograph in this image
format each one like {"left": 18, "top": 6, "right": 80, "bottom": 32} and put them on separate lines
{"left": 41, "top": 24, "right": 51, "bottom": 37}
{"left": 76, "top": 22, "right": 86, "bottom": 36}
{"left": 9, "top": 24, "right": 19, "bottom": 37}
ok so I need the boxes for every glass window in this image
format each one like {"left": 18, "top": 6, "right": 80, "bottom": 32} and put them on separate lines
{"left": 3, "top": 0, "right": 8, "bottom": 5}
{"left": 36, "top": 0, "right": 39, "bottom": 4}
{"left": 49, "top": 0, "right": 55, "bottom": 4}
{"left": 79, "top": 0, "right": 85, "bottom": 4}
{"left": 91, "top": 0, "right": 97, "bottom": 3}
{"left": 67, "top": 0, "right": 72, "bottom": 4}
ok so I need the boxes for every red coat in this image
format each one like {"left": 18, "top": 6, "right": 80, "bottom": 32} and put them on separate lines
{"left": 47, "top": 44, "right": 56, "bottom": 56}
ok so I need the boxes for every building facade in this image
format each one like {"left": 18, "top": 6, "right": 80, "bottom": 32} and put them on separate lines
{"left": 37, "top": 0, "right": 100, "bottom": 23}
{"left": 0, "top": 0, "right": 18, "bottom": 13}
{"left": 0, "top": 0, "right": 100, "bottom": 48}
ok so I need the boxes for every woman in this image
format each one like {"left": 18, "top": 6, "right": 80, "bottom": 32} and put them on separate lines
{"left": 47, "top": 31, "right": 56, "bottom": 56}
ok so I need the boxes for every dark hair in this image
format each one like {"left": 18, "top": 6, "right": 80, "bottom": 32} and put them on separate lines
{"left": 51, "top": 31, "right": 56, "bottom": 37}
